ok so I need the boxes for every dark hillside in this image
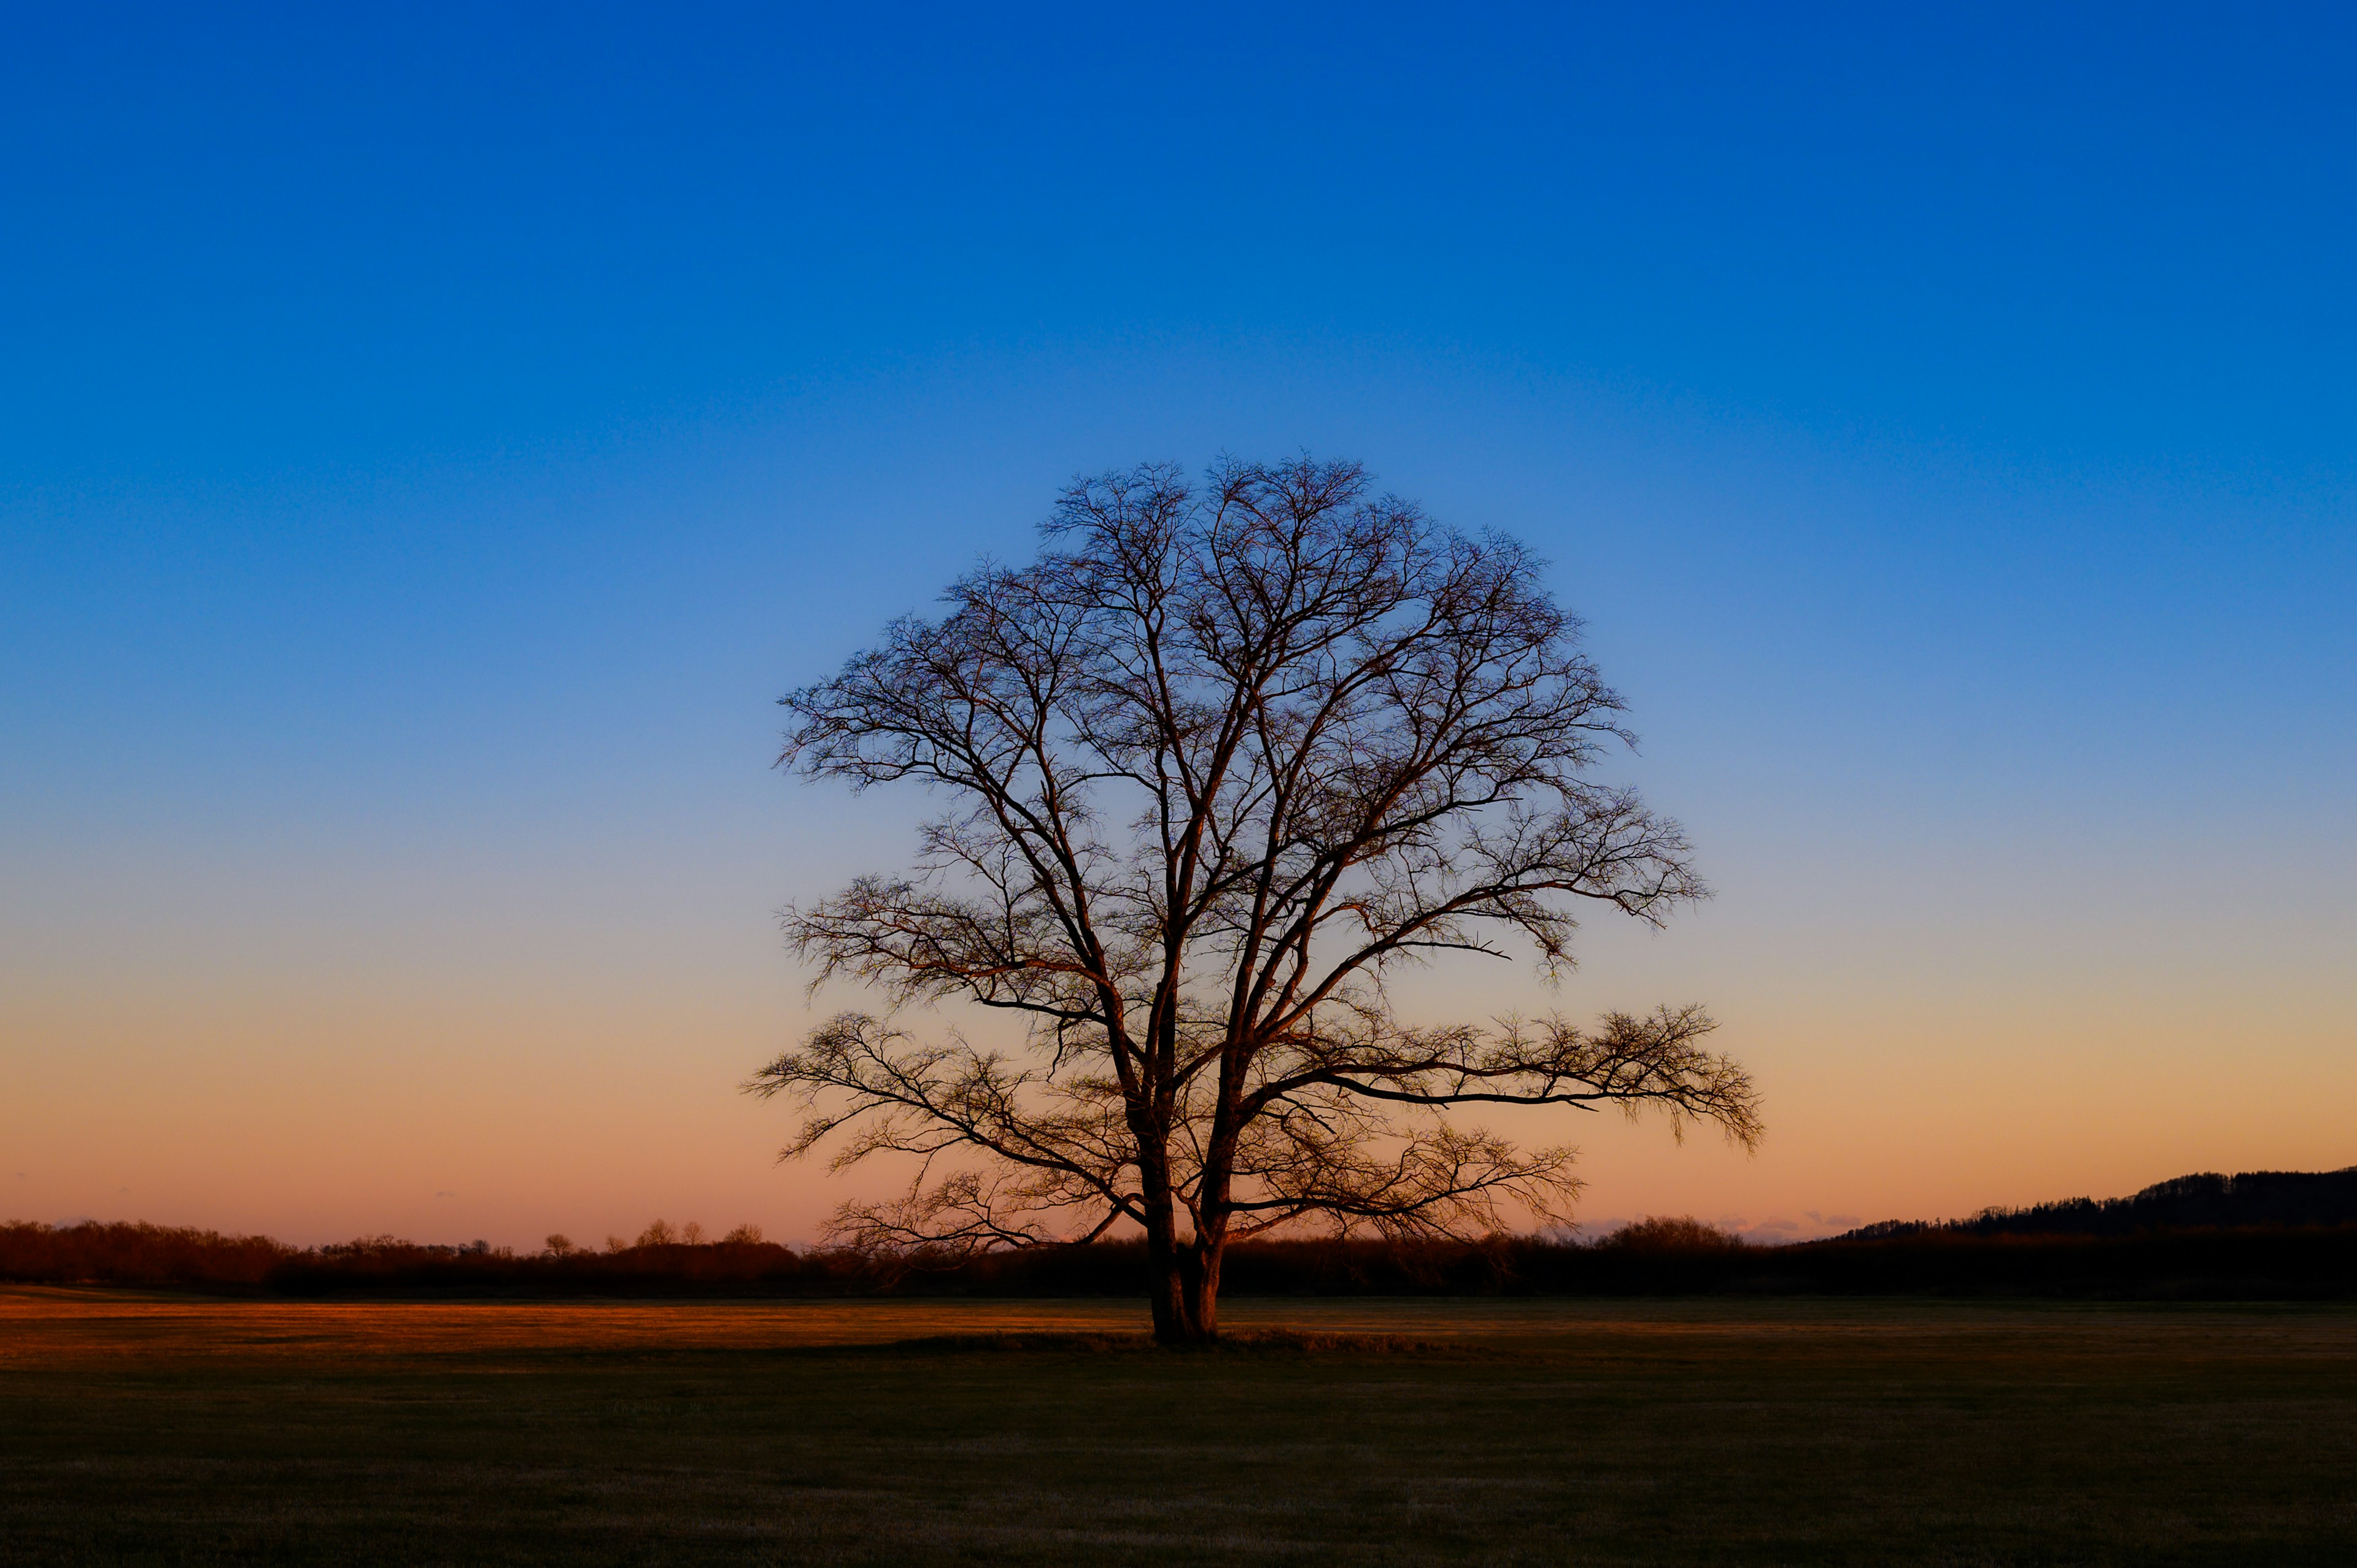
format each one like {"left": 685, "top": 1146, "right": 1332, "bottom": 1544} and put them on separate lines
{"left": 1838, "top": 1166, "right": 2357, "bottom": 1240}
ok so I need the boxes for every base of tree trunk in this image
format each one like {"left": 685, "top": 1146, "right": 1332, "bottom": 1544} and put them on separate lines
{"left": 1148, "top": 1245, "right": 1221, "bottom": 1346}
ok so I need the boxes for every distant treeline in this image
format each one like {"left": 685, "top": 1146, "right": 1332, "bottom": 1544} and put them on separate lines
{"left": 7, "top": 1168, "right": 2356, "bottom": 1299}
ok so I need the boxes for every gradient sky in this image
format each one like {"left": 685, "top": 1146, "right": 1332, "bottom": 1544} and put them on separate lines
{"left": 4, "top": 3, "right": 2352, "bottom": 1248}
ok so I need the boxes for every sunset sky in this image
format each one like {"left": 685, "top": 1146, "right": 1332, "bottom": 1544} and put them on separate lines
{"left": 4, "top": 5, "right": 2352, "bottom": 1249}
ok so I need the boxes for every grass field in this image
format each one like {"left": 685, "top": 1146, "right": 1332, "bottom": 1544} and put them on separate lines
{"left": 4, "top": 1288, "right": 2355, "bottom": 1564}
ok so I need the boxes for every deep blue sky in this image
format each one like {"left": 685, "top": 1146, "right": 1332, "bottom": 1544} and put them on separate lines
{"left": 7, "top": 4, "right": 2355, "bottom": 484}
{"left": 4, "top": 4, "right": 2352, "bottom": 1243}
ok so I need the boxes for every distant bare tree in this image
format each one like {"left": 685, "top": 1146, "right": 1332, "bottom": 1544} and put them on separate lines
{"left": 751, "top": 457, "right": 1759, "bottom": 1344}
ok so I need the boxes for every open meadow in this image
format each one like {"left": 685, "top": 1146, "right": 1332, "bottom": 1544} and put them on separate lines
{"left": 4, "top": 1288, "right": 2356, "bottom": 1565}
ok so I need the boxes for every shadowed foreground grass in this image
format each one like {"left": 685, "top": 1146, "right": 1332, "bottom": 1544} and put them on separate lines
{"left": 4, "top": 1290, "right": 2355, "bottom": 1565}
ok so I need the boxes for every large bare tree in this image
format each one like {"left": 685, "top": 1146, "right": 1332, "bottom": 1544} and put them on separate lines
{"left": 752, "top": 457, "right": 1760, "bottom": 1344}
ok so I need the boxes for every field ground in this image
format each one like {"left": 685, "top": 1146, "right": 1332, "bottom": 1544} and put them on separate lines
{"left": 4, "top": 1289, "right": 2355, "bottom": 1565}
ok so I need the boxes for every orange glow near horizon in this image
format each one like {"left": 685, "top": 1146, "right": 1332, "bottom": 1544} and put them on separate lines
{"left": 9, "top": 831, "right": 2351, "bottom": 1251}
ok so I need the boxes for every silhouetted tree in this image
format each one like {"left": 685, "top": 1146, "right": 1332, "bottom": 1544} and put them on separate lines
{"left": 752, "top": 457, "right": 1760, "bottom": 1343}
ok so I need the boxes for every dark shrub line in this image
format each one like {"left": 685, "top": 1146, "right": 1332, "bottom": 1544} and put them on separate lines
{"left": 9, "top": 1211, "right": 2357, "bottom": 1298}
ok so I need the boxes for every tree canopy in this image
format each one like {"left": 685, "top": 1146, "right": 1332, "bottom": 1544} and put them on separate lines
{"left": 752, "top": 457, "right": 1759, "bottom": 1342}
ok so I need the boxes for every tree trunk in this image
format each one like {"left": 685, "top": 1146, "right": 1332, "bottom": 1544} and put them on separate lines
{"left": 1147, "top": 1235, "right": 1223, "bottom": 1345}
{"left": 1190, "top": 1238, "right": 1223, "bottom": 1340}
